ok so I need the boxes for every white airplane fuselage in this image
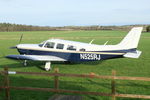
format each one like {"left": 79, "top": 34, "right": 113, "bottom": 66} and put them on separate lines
{"left": 16, "top": 38, "right": 132, "bottom": 62}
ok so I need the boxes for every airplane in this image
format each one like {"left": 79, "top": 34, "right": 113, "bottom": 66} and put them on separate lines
{"left": 6, "top": 27, "right": 143, "bottom": 71}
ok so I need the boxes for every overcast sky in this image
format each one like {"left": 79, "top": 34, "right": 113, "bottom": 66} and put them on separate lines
{"left": 0, "top": 0, "right": 150, "bottom": 26}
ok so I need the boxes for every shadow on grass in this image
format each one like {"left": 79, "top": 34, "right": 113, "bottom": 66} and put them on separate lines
{"left": 0, "top": 75, "right": 149, "bottom": 100}
{"left": 0, "top": 60, "right": 105, "bottom": 70}
{"left": 0, "top": 75, "right": 88, "bottom": 100}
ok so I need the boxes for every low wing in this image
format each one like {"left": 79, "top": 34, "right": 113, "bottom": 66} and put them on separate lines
{"left": 123, "top": 50, "right": 142, "bottom": 58}
{"left": 6, "top": 55, "right": 67, "bottom": 61}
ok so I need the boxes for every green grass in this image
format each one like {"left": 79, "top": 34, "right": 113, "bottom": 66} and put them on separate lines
{"left": 0, "top": 30, "right": 150, "bottom": 100}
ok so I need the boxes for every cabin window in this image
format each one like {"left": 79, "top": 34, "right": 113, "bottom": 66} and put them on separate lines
{"left": 44, "top": 42, "right": 55, "bottom": 48}
{"left": 79, "top": 48, "right": 86, "bottom": 51}
{"left": 67, "top": 45, "right": 76, "bottom": 51}
{"left": 56, "top": 43, "right": 64, "bottom": 49}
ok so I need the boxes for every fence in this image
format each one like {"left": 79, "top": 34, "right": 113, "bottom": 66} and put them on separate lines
{"left": 0, "top": 67, "right": 150, "bottom": 100}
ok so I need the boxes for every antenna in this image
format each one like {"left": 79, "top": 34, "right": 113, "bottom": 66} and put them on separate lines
{"left": 89, "top": 39, "right": 95, "bottom": 44}
{"left": 104, "top": 41, "right": 108, "bottom": 45}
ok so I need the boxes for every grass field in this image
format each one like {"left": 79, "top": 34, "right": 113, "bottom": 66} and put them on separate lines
{"left": 0, "top": 30, "right": 150, "bottom": 100}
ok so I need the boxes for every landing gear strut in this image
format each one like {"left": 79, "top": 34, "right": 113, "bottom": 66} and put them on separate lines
{"left": 45, "top": 62, "right": 51, "bottom": 71}
{"left": 23, "top": 60, "right": 27, "bottom": 66}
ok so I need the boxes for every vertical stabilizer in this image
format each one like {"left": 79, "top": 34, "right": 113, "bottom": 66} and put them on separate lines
{"left": 118, "top": 27, "right": 143, "bottom": 49}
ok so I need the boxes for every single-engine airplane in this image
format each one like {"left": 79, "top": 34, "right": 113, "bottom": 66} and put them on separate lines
{"left": 6, "top": 27, "right": 143, "bottom": 71}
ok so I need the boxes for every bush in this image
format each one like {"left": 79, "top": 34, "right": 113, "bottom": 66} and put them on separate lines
{"left": 146, "top": 26, "right": 150, "bottom": 32}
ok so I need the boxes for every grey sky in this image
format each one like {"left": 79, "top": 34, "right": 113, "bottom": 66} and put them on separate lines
{"left": 0, "top": 0, "right": 150, "bottom": 26}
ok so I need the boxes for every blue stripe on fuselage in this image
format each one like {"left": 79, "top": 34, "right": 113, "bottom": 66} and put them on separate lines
{"left": 18, "top": 49, "right": 123, "bottom": 62}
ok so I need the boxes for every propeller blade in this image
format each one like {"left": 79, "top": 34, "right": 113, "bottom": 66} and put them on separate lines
{"left": 10, "top": 46, "right": 17, "bottom": 49}
{"left": 19, "top": 34, "right": 23, "bottom": 44}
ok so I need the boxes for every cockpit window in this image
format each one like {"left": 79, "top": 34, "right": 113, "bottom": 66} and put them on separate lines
{"left": 67, "top": 45, "right": 76, "bottom": 51}
{"left": 56, "top": 43, "right": 64, "bottom": 49}
{"left": 39, "top": 41, "right": 46, "bottom": 47}
{"left": 39, "top": 44, "right": 44, "bottom": 47}
{"left": 79, "top": 48, "right": 86, "bottom": 51}
{"left": 44, "top": 42, "right": 55, "bottom": 48}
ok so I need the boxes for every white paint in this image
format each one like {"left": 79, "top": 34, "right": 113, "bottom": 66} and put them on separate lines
{"left": 123, "top": 50, "right": 142, "bottom": 58}
{"left": 17, "top": 27, "right": 143, "bottom": 52}
{"left": 8, "top": 71, "right": 16, "bottom": 74}
{"left": 45, "top": 62, "right": 51, "bottom": 71}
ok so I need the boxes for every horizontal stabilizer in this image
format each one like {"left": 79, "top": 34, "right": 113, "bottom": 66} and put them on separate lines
{"left": 123, "top": 50, "right": 142, "bottom": 58}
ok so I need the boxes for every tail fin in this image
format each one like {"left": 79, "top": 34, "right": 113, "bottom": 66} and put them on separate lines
{"left": 118, "top": 27, "right": 143, "bottom": 49}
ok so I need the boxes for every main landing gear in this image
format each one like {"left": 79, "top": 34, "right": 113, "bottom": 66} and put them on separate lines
{"left": 23, "top": 60, "right": 27, "bottom": 66}
{"left": 23, "top": 60, "right": 51, "bottom": 71}
{"left": 45, "top": 62, "right": 51, "bottom": 71}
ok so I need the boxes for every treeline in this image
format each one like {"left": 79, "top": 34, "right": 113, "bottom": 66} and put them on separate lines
{"left": 0, "top": 23, "right": 150, "bottom": 32}
{"left": 0, "top": 23, "right": 109, "bottom": 31}
{"left": 0, "top": 23, "right": 58, "bottom": 31}
{"left": 146, "top": 26, "right": 150, "bottom": 32}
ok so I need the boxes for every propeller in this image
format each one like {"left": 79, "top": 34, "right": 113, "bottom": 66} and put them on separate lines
{"left": 19, "top": 34, "right": 23, "bottom": 44}
{"left": 10, "top": 46, "right": 17, "bottom": 49}
{"left": 10, "top": 34, "right": 24, "bottom": 49}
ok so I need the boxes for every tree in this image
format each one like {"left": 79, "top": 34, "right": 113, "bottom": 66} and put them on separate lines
{"left": 146, "top": 26, "right": 150, "bottom": 32}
